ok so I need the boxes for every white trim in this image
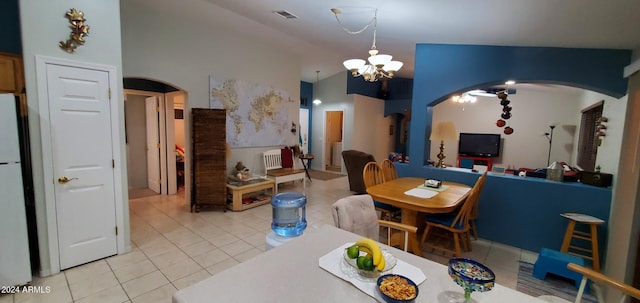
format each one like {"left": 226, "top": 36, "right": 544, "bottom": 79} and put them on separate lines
{"left": 624, "top": 58, "right": 640, "bottom": 78}
{"left": 35, "top": 55, "right": 126, "bottom": 274}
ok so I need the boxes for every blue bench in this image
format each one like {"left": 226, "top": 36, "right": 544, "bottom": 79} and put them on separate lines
{"left": 533, "top": 248, "right": 588, "bottom": 292}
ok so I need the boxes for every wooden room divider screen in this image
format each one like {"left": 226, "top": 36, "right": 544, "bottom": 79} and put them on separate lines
{"left": 191, "top": 108, "right": 226, "bottom": 212}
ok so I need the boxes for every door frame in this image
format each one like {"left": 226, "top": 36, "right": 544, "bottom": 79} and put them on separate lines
{"left": 125, "top": 89, "right": 169, "bottom": 195}
{"left": 36, "top": 56, "right": 126, "bottom": 275}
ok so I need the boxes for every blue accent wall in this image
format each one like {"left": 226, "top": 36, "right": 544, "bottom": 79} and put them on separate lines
{"left": 395, "top": 165, "right": 611, "bottom": 258}
{"left": 409, "top": 44, "right": 631, "bottom": 166}
{"left": 300, "top": 81, "right": 313, "bottom": 153}
{"left": 0, "top": 0, "right": 22, "bottom": 54}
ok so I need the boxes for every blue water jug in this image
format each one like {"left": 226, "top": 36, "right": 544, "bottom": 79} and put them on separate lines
{"left": 271, "top": 192, "right": 307, "bottom": 237}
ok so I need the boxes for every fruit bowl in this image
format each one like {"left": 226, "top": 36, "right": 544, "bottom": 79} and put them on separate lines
{"left": 342, "top": 249, "right": 397, "bottom": 278}
{"left": 377, "top": 274, "right": 419, "bottom": 303}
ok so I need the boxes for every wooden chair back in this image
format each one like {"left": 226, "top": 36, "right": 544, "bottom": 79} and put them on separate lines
{"left": 449, "top": 172, "right": 487, "bottom": 230}
{"left": 381, "top": 159, "right": 398, "bottom": 181}
{"left": 567, "top": 263, "right": 640, "bottom": 303}
{"left": 363, "top": 161, "right": 386, "bottom": 189}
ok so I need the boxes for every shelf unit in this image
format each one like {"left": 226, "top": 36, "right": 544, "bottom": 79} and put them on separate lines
{"left": 457, "top": 155, "right": 492, "bottom": 170}
{"left": 226, "top": 179, "right": 275, "bottom": 211}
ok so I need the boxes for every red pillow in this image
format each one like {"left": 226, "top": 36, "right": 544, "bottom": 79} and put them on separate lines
{"left": 281, "top": 148, "right": 293, "bottom": 168}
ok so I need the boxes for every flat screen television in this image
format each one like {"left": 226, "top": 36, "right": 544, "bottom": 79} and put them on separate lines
{"left": 458, "top": 133, "right": 501, "bottom": 157}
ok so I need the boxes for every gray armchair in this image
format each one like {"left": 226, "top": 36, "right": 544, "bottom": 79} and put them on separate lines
{"left": 341, "top": 150, "right": 375, "bottom": 194}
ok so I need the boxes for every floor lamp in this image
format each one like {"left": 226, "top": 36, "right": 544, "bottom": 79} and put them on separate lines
{"left": 544, "top": 125, "right": 555, "bottom": 166}
{"left": 430, "top": 121, "right": 459, "bottom": 168}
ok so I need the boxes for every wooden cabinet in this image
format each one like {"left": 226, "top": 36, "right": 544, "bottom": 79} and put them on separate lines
{"left": 191, "top": 108, "right": 227, "bottom": 212}
{"left": 0, "top": 53, "right": 24, "bottom": 95}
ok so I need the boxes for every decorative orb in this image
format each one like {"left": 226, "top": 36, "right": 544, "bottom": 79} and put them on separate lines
{"left": 504, "top": 126, "right": 514, "bottom": 135}
{"left": 502, "top": 105, "right": 512, "bottom": 112}
{"left": 501, "top": 112, "right": 512, "bottom": 119}
{"left": 496, "top": 119, "right": 506, "bottom": 127}
{"left": 500, "top": 99, "right": 511, "bottom": 106}
{"left": 497, "top": 92, "right": 508, "bottom": 100}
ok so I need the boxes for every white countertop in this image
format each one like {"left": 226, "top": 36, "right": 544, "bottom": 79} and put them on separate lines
{"left": 173, "top": 224, "right": 546, "bottom": 303}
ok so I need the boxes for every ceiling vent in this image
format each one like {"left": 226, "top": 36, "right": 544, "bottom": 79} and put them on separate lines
{"left": 273, "top": 10, "right": 297, "bottom": 19}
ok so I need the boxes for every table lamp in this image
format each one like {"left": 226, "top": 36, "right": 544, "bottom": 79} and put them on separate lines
{"left": 430, "top": 121, "right": 458, "bottom": 168}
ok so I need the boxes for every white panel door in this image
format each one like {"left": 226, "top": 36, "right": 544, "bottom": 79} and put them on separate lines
{"left": 145, "top": 97, "right": 161, "bottom": 193}
{"left": 47, "top": 64, "right": 117, "bottom": 269}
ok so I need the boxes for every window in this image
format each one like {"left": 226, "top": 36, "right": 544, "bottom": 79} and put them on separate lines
{"left": 576, "top": 102, "right": 603, "bottom": 171}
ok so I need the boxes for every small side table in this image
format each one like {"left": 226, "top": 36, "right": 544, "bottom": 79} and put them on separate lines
{"left": 299, "top": 154, "right": 315, "bottom": 182}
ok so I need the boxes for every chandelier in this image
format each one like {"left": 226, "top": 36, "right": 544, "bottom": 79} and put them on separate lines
{"left": 331, "top": 8, "right": 403, "bottom": 82}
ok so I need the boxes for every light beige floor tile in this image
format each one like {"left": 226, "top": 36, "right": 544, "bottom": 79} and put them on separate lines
{"left": 107, "top": 249, "right": 149, "bottom": 271}
{"left": 130, "top": 284, "right": 176, "bottom": 303}
{"left": 171, "top": 270, "right": 212, "bottom": 290}
{"left": 149, "top": 249, "right": 190, "bottom": 270}
{"left": 192, "top": 249, "right": 231, "bottom": 268}
{"left": 180, "top": 241, "right": 217, "bottom": 258}
{"left": 113, "top": 259, "right": 158, "bottom": 283}
{"left": 218, "top": 240, "right": 253, "bottom": 257}
{"left": 241, "top": 232, "right": 268, "bottom": 248}
{"left": 159, "top": 259, "right": 203, "bottom": 282}
{"left": 121, "top": 271, "right": 169, "bottom": 299}
{"left": 163, "top": 228, "right": 203, "bottom": 248}
{"left": 64, "top": 260, "right": 112, "bottom": 284}
{"left": 233, "top": 248, "right": 263, "bottom": 263}
{"left": 14, "top": 286, "right": 72, "bottom": 303}
{"left": 0, "top": 294, "right": 13, "bottom": 303}
{"left": 67, "top": 270, "right": 119, "bottom": 300}
{"left": 138, "top": 238, "right": 178, "bottom": 258}
{"left": 201, "top": 232, "right": 239, "bottom": 248}
{"left": 520, "top": 249, "right": 539, "bottom": 264}
{"left": 205, "top": 258, "right": 240, "bottom": 276}
{"left": 73, "top": 285, "right": 128, "bottom": 303}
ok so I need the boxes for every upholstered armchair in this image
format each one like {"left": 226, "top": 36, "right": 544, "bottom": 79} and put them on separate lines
{"left": 341, "top": 150, "right": 375, "bottom": 194}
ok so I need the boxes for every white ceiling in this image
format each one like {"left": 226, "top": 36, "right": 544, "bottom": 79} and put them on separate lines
{"left": 200, "top": 0, "right": 640, "bottom": 83}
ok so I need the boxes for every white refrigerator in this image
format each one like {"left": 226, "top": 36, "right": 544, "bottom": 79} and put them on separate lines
{"left": 0, "top": 93, "right": 31, "bottom": 286}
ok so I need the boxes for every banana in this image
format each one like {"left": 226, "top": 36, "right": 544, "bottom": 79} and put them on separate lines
{"left": 354, "top": 238, "right": 385, "bottom": 271}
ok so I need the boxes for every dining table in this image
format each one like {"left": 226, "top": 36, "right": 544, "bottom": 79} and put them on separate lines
{"left": 172, "top": 224, "right": 546, "bottom": 303}
{"left": 366, "top": 177, "right": 472, "bottom": 255}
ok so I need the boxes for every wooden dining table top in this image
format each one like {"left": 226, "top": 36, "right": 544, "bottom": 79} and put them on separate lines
{"left": 366, "top": 177, "right": 472, "bottom": 214}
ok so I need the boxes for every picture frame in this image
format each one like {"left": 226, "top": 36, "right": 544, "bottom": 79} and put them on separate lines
{"left": 491, "top": 166, "right": 506, "bottom": 175}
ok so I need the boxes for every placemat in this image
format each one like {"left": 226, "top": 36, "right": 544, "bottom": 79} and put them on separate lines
{"left": 318, "top": 243, "right": 426, "bottom": 301}
{"left": 416, "top": 184, "right": 450, "bottom": 192}
{"left": 404, "top": 188, "right": 439, "bottom": 198}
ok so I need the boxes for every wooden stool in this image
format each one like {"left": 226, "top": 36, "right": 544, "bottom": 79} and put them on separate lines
{"left": 560, "top": 213, "right": 604, "bottom": 272}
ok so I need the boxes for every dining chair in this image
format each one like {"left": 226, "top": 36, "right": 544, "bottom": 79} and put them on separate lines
{"left": 362, "top": 161, "right": 399, "bottom": 220}
{"left": 468, "top": 172, "right": 488, "bottom": 240}
{"left": 381, "top": 159, "right": 398, "bottom": 181}
{"left": 420, "top": 172, "right": 487, "bottom": 257}
{"left": 331, "top": 194, "right": 417, "bottom": 252}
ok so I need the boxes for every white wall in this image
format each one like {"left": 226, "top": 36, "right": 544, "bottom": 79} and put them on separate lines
{"left": 121, "top": 0, "right": 301, "bottom": 178}
{"left": 310, "top": 72, "right": 353, "bottom": 171}
{"left": 352, "top": 95, "right": 395, "bottom": 162}
{"left": 19, "top": 0, "right": 126, "bottom": 276}
{"left": 124, "top": 94, "right": 148, "bottom": 189}
{"left": 432, "top": 87, "right": 583, "bottom": 169}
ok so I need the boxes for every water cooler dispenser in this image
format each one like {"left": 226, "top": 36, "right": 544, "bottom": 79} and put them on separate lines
{"left": 265, "top": 192, "right": 307, "bottom": 250}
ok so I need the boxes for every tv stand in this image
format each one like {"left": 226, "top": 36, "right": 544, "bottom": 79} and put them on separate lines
{"left": 457, "top": 155, "right": 492, "bottom": 170}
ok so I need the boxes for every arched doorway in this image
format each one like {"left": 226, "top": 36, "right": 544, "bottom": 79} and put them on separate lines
{"left": 124, "top": 78, "right": 187, "bottom": 198}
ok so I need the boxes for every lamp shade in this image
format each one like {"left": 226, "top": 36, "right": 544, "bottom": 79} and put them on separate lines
{"left": 343, "top": 59, "right": 366, "bottom": 71}
{"left": 383, "top": 61, "right": 403, "bottom": 72}
{"left": 368, "top": 54, "right": 392, "bottom": 67}
{"left": 430, "top": 121, "right": 459, "bottom": 141}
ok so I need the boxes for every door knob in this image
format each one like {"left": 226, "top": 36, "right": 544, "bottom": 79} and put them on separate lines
{"left": 57, "top": 176, "right": 78, "bottom": 184}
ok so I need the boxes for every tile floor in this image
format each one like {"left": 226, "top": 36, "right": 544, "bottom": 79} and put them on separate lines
{"left": 0, "top": 175, "right": 538, "bottom": 303}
